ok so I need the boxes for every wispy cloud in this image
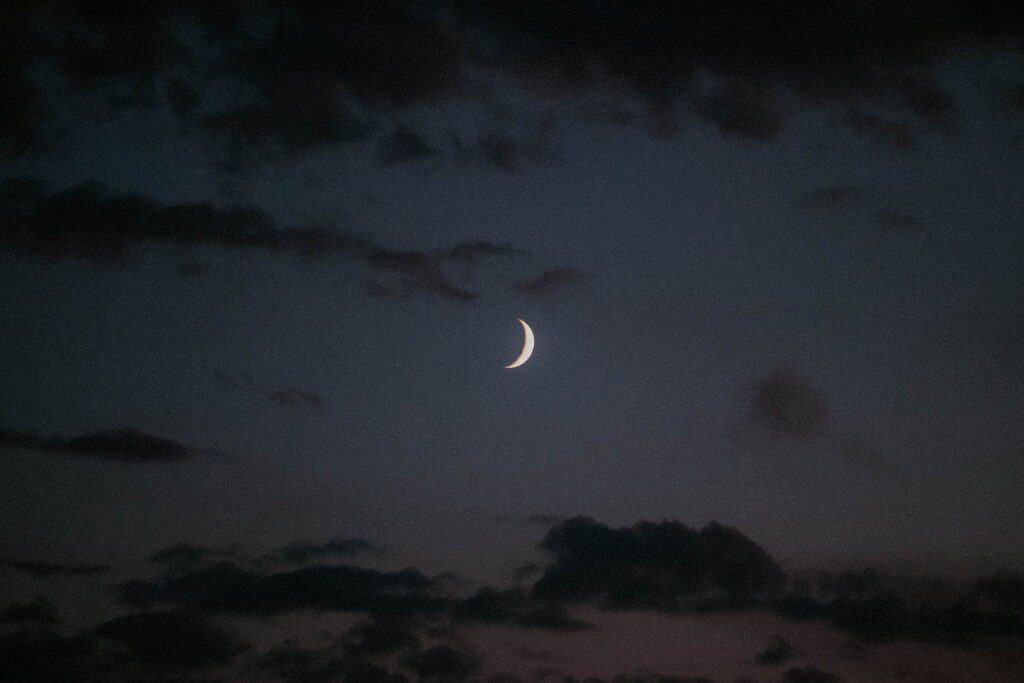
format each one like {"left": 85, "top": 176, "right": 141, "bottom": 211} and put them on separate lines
{"left": 149, "top": 535, "right": 376, "bottom": 574}
{"left": 1, "top": 425, "right": 208, "bottom": 463}
{"left": 377, "top": 124, "right": 440, "bottom": 166}
{"left": 0, "top": 178, "right": 530, "bottom": 302}
{"left": 214, "top": 370, "right": 324, "bottom": 410}
{"left": 121, "top": 562, "right": 447, "bottom": 615}
{"left": 514, "top": 268, "right": 584, "bottom": 300}
{"left": 0, "top": 559, "right": 108, "bottom": 578}
{"left": 742, "top": 368, "right": 887, "bottom": 471}
{"left": 747, "top": 369, "right": 828, "bottom": 439}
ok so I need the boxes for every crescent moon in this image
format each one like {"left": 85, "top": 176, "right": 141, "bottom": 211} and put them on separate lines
{"left": 504, "top": 318, "right": 535, "bottom": 369}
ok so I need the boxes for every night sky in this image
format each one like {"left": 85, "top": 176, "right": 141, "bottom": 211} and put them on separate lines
{"left": 2, "top": 2, "right": 1024, "bottom": 681}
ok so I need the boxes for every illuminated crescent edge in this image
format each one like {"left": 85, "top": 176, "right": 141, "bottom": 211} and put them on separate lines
{"left": 504, "top": 318, "right": 535, "bottom": 368}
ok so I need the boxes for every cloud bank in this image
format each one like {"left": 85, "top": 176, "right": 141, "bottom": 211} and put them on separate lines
{"left": 3, "top": 1, "right": 1022, "bottom": 161}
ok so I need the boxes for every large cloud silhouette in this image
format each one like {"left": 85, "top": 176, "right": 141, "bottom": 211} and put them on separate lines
{"left": 530, "top": 517, "right": 786, "bottom": 610}
{"left": 95, "top": 610, "right": 248, "bottom": 673}
{"left": 4, "top": 1, "right": 1023, "bottom": 160}
{"left": 770, "top": 568, "right": 1024, "bottom": 645}
{"left": 1, "top": 521, "right": 1022, "bottom": 680}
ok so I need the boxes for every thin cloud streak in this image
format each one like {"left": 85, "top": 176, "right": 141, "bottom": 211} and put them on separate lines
{"left": 0, "top": 177, "right": 532, "bottom": 302}
{"left": 1, "top": 426, "right": 209, "bottom": 463}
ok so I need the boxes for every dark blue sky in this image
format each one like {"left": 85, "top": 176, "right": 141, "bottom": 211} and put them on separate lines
{"left": 1, "top": 2, "right": 1023, "bottom": 680}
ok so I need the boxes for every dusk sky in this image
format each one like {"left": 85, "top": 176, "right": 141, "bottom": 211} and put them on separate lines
{"left": 2, "top": 2, "right": 1024, "bottom": 681}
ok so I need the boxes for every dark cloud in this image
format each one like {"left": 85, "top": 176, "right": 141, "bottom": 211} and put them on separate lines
{"left": 176, "top": 256, "right": 212, "bottom": 277}
{"left": 993, "top": 80, "right": 1024, "bottom": 115}
{"left": 825, "top": 590, "right": 1024, "bottom": 645}
{"left": 367, "top": 248, "right": 477, "bottom": 302}
{"left": 513, "top": 602, "right": 592, "bottom": 632}
{"left": 200, "top": 101, "right": 373, "bottom": 171}
{"left": 495, "top": 514, "right": 563, "bottom": 527}
{"left": 527, "top": 515, "right": 563, "bottom": 527}
{"left": 976, "top": 573, "right": 1024, "bottom": 612}
{"left": 5, "top": 423, "right": 199, "bottom": 465}
{"left": 886, "top": 72, "right": 956, "bottom": 129}
{"left": 799, "top": 185, "right": 924, "bottom": 236}
{"left": 0, "top": 558, "right": 109, "bottom": 578}
{"left": 797, "top": 186, "right": 925, "bottom": 271}
{"left": 126, "top": 561, "right": 447, "bottom": 615}
{"left": 265, "top": 389, "right": 324, "bottom": 409}
{"left": 0, "top": 427, "right": 44, "bottom": 450}
{"left": 114, "top": 580, "right": 162, "bottom": 609}
{"left": 440, "top": 240, "right": 523, "bottom": 263}
{"left": 782, "top": 666, "right": 840, "bottom": 683}
{"left": 744, "top": 370, "right": 887, "bottom": 471}
{"left": 530, "top": 517, "right": 786, "bottom": 611}
{"left": 250, "top": 621, "right": 417, "bottom": 683}
{"left": 45, "top": 428, "right": 206, "bottom": 462}
{"left": 816, "top": 568, "right": 882, "bottom": 599}
{"left": 365, "top": 239, "right": 524, "bottom": 300}
{"left": 0, "top": 47, "right": 43, "bottom": 152}
{"left": 798, "top": 186, "right": 866, "bottom": 209}
{"left": 346, "top": 617, "right": 421, "bottom": 658}
{"left": 150, "top": 535, "right": 375, "bottom": 576}
{"left": 0, "top": 597, "right": 59, "bottom": 625}
{"left": 549, "top": 676, "right": 714, "bottom": 683}
{"left": 50, "top": 3, "right": 172, "bottom": 92}
{"left": 378, "top": 124, "right": 440, "bottom": 166}
{"left": 874, "top": 209, "right": 924, "bottom": 232}
{"left": 403, "top": 644, "right": 479, "bottom": 681}
{"left": 345, "top": 662, "right": 411, "bottom": 683}
{"left": 151, "top": 542, "right": 221, "bottom": 570}
{"left": 455, "top": 129, "right": 551, "bottom": 171}
{"left": 0, "top": 177, "right": 370, "bottom": 261}
{"left": 756, "top": 637, "right": 795, "bottom": 666}
{"left": 95, "top": 610, "right": 248, "bottom": 672}
{"left": 3, "top": 0, "right": 1023, "bottom": 163}
{"left": 0, "top": 630, "right": 98, "bottom": 682}
{"left": 456, "top": 1, "right": 1024, "bottom": 140}
{"left": 512, "top": 563, "right": 542, "bottom": 582}
{"left": 251, "top": 643, "right": 349, "bottom": 683}
{"left": 769, "top": 569, "right": 1024, "bottom": 645}
{"left": 264, "top": 537, "right": 375, "bottom": 566}
{"left": 1, "top": 178, "right": 529, "bottom": 302}
{"left": 455, "top": 588, "right": 591, "bottom": 631}
{"left": 747, "top": 369, "right": 828, "bottom": 439}
{"left": 843, "top": 106, "right": 915, "bottom": 148}
{"left": 514, "top": 268, "right": 584, "bottom": 301}
{"left": 2, "top": 2, "right": 460, "bottom": 159}
{"left": 215, "top": 370, "right": 325, "bottom": 410}
{"left": 219, "top": 3, "right": 462, "bottom": 110}
{"left": 691, "top": 79, "right": 783, "bottom": 140}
